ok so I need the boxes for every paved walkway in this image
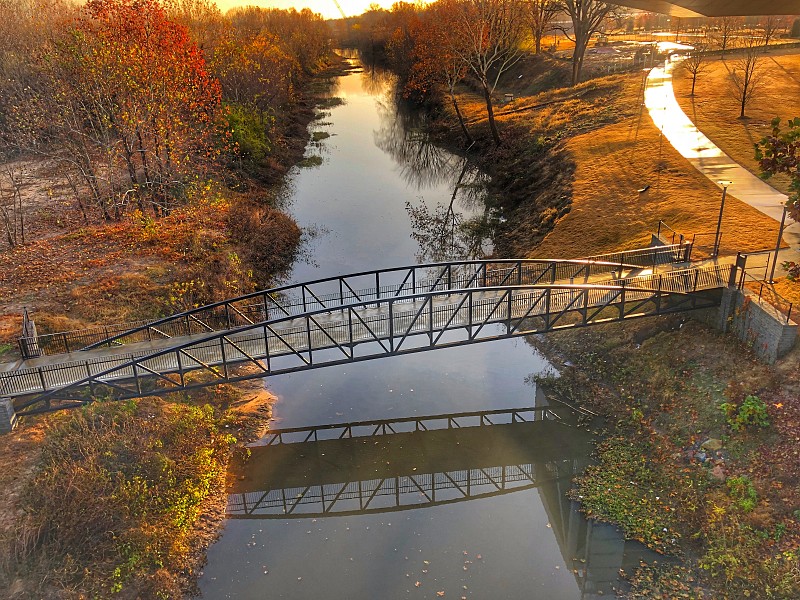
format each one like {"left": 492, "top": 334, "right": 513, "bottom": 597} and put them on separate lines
{"left": 644, "top": 58, "right": 800, "bottom": 268}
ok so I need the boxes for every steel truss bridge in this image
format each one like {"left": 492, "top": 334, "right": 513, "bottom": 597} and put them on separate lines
{"left": 1, "top": 244, "right": 734, "bottom": 416}
{"left": 226, "top": 407, "right": 592, "bottom": 519}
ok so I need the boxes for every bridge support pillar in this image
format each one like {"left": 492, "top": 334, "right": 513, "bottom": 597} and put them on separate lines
{"left": 0, "top": 398, "right": 17, "bottom": 434}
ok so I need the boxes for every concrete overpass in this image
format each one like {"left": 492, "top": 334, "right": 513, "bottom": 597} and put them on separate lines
{"left": 613, "top": 0, "right": 800, "bottom": 17}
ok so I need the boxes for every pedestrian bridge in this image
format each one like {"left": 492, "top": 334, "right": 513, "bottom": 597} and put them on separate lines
{"left": 1, "top": 244, "right": 734, "bottom": 416}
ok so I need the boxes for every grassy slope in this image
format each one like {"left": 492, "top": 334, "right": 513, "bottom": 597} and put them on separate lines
{"left": 533, "top": 71, "right": 783, "bottom": 259}
{"left": 673, "top": 47, "right": 800, "bottom": 198}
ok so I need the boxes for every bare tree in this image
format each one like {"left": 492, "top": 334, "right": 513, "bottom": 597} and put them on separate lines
{"left": 711, "top": 16, "right": 741, "bottom": 58}
{"left": 729, "top": 37, "right": 765, "bottom": 118}
{"left": 0, "top": 164, "right": 26, "bottom": 248}
{"left": 559, "top": 0, "right": 615, "bottom": 86}
{"left": 681, "top": 43, "right": 711, "bottom": 97}
{"left": 760, "top": 15, "right": 788, "bottom": 47}
{"left": 525, "top": 0, "right": 560, "bottom": 54}
{"left": 451, "top": 0, "right": 526, "bottom": 146}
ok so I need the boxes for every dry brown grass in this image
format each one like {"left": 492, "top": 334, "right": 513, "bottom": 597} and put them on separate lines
{"left": 773, "top": 278, "right": 800, "bottom": 306}
{"left": 673, "top": 47, "right": 800, "bottom": 196}
{"left": 529, "top": 71, "right": 783, "bottom": 259}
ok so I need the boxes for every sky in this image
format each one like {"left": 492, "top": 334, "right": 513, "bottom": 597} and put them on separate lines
{"left": 214, "top": 0, "right": 397, "bottom": 20}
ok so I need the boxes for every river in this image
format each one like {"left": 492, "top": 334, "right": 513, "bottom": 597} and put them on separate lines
{"left": 198, "top": 59, "right": 657, "bottom": 600}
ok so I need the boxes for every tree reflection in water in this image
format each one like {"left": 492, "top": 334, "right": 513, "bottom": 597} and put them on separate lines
{"left": 372, "top": 84, "right": 493, "bottom": 262}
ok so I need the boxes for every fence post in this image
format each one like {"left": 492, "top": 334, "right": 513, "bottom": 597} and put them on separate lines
{"left": 0, "top": 398, "right": 17, "bottom": 434}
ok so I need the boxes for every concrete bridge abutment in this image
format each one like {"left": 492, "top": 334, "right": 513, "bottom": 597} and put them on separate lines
{"left": 695, "top": 287, "right": 798, "bottom": 364}
{"left": 0, "top": 398, "right": 18, "bottom": 433}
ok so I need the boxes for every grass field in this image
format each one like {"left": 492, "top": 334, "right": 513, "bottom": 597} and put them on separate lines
{"left": 672, "top": 47, "right": 800, "bottom": 197}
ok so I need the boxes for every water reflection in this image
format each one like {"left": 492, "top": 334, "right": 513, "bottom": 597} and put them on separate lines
{"left": 370, "top": 89, "right": 493, "bottom": 262}
{"left": 405, "top": 158, "right": 492, "bottom": 262}
{"left": 223, "top": 400, "right": 656, "bottom": 598}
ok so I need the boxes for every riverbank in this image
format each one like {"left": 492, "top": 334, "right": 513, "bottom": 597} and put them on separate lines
{"left": 425, "top": 57, "right": 782, "bottom": 259}
{"left": 0, "top": 56, "right": 351, "bottom": 599}
{"left": 534, "top": 315, "right": 800, "bottom": 598}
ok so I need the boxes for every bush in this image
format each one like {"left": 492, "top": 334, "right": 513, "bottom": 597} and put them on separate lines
{"left": 15, "top": 398, "right": 234, "bottom": 598}
{"left": 226, "top": 103, "right": 272, "bottom": 163}
{"left": 720, "top": 395, "right": 770, "bottom": 432}
{"left": 727, "top": 476, "right": 758, "bottom": 513}
{"left": 227, "top": 198, "right": 302, "bottom": 285}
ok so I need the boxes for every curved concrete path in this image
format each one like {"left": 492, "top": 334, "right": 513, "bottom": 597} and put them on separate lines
{"left": 644, "top": 58, "right": 800, "bottom": 265}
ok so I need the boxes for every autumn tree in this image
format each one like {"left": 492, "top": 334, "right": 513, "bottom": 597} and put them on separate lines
{"left": 681, "top": 43, "right": 711, "bottom": 97}
{"left": 560, "top": 0, "right": 615, "bottom": 86}
{"left": 525, "top": 0, "right": 560, "bottom": 54}
{"left": 386, "top": 2, "right": 425, "bottom": 84}
{"left": 404, "top": 0, "right": 474, "bottom": 144}
{"left": 729, "top": 37, "right": 765, "bottom": 119}
{"left": 3, "top": 0, "right": 224, "bottom": 219}
{"left": 757, "top": 117, "right": 800, "bottom": 278}
{"left": 450, "top": 0, "right": 526, "bottom": 146}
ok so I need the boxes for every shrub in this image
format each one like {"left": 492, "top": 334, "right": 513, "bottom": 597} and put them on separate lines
{"left": 720, "top": 395, "right": 770, "bottom": 432}
{"left": 15, "top": 398, "right": 234, "bottom": 598}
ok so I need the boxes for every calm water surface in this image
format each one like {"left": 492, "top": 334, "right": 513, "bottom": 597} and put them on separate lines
{"left": 198, "top": 60, "right": 656, "bottom": 600}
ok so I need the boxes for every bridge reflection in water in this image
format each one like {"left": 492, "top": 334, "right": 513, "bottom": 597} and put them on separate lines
{"left": 227, "top": 402, "right": 664, "bottom": 598}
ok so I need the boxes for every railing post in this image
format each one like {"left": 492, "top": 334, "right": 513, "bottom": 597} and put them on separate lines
{"left": 693, "top": 269, "right": 700, "bottom": 292}
{"left": 388, "top": 301, "right": 394, "bottom": 353}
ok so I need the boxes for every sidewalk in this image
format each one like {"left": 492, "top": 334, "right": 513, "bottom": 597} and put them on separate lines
{"left": 644, "top": 59, "right": 800, "bottom": 271}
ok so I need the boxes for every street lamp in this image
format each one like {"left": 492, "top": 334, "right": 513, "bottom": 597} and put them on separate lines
{"left": 713, "top": 181, "right": 731, "bottom": 258}
{"left": 769, "top": 203, "right": 789, "bottom": 283}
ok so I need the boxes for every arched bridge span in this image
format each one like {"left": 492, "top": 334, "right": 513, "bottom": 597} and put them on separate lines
{"left": 1, "top": 245, "right": 733, "bottom": 416}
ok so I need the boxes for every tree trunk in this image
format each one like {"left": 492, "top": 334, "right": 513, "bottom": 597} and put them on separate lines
{"left": 571, "top": 38, "right": 586, "bottom": 86}
{"left": 451, "top": 93, "right": 473, "bottom": 146}
{"left": 691, "top": 73, "right": 697, "bottom": 96}
{"left": 482, "top": 81, "right": 501, "bottom": 147}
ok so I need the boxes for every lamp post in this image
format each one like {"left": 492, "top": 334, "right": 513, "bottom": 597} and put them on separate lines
{"left": 769, "top": 204, "right": 789, "bottom": 283}
{"left": 713, "top": 181, "right": 731, "bottom": 258}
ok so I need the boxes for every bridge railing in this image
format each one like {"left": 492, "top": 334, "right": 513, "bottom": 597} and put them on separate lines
{"left": 18, "top": 246, "right": 691, "bottom": 358}
{"left": 5, "top": 262, "right": 730, "bottom": 411}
